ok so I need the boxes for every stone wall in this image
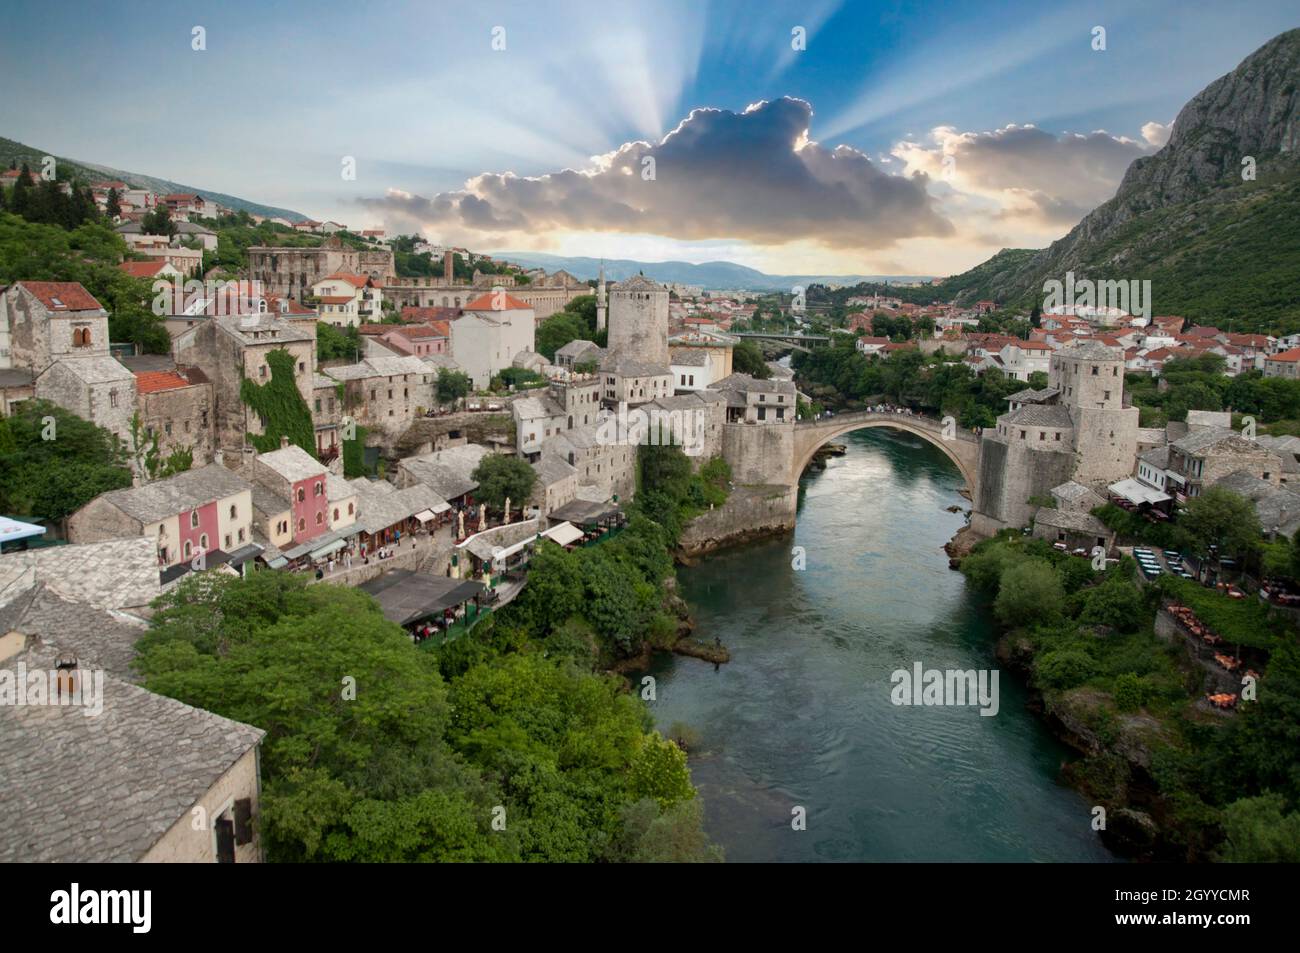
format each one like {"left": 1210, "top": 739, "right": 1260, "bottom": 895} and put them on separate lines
{"left": 142, "top": 747, "right": 263, "bottom": 863}
{"left": 677, "top": 484, "right": 797, "bottom": 558}
{"left": 722, "top": 420, "right": 795, "bottom": 485}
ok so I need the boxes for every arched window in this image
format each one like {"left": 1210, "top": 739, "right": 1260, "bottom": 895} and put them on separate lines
{"left": 314, "top": 481, "right": 323, "bottom": 497}
{"left": 184, "top": 540, "right": 192, "bottom": 558}
{"left": 200, "top": 533, "right": 208, "bottom": 550}
{"left": 316, "top": 512, "right": 323, "bottom": 525}
{"left": 297, "top": 487, "right": 306, "bottom": 502}
{"left": 190, "top": 511, "right": 199, "bottom": 529}
{"left": 347, "top": 502, "right": 354, "bottom": 515}
{"left": 333, "top": 508, "right": 340, "bottom": 521}
{"left": 298, "top": 518, "right": 306, "bottom": 531}
{"left": 229, "top": 504, "right": 237, "bottom": 520}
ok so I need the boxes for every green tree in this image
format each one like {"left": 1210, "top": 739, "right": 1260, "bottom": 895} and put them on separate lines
{"left": 1180, "top": 486, "right": 1262, "bottom": 561}
{"left": 470, "top": 453, "right": 536, "bottom": 510}
{"left": 436, "top": 367, "right": 471, "bottom": 405}
{"left": 732, "top": 339, "right": 770, "bottom": 378}
{"left": 993, "top": 558, "right": 1064, "bottom": 628}
{"left": 1216, "top": 794, "right": 1300, "bottom": 862}
{"left": 0, "top": 400, "right": 131, "bottom": 521}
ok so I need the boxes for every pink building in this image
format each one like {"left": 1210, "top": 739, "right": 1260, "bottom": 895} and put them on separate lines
{"left": 247, "top": 440, "right": 330, "bottom": 546}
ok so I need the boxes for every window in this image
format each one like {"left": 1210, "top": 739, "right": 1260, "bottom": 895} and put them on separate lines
{"left": 110, "top": 391, "right": 119, "bottom": 408}
{"left": 314, "top": 481, "right": 322, "bottom": 497}
{"left": 1091, "top": 365, "right": 1098, "bottom": 375}
{"left": 229, "top": 504, "right": 237, "bottom": 519}
{"left": 184, "top": 540, "right": 192, "bottom": 558}
{"left": 297, "top": 487, "right": 305, "bottom": 502}
{"left": 1039, "top": 432, "right": 1045, "bottom": 441}
{"left": 333, "top": 508, "right": 340, "bottom": 521}
{"left": 1019, "top": 430, "right": 1026, "bottom": 439}
{"left": 316, "top": 512, "right": 323, "bottom": 525}
{"left": 200, "top": 533, "right": 209, "bottom": 550}
{"left": 225, "top": 534, "right": 232, "bottom": 549}
{"left": 1103, "top": 391, "right": 1111, "bottom": 401}
{"left": 348, "top": 502, "right": 354, "bottom": 515}
{"left": 298, "top": 518, "right": 306, "bottom": 531}
{"left": 190, "top": 511, "right": 200, "bottom": 529}
{"left": 260, "top": 365, "right": 267, "bottom": 378}
{"left": 238, "top": 528, "right": 245, "bottom": 543}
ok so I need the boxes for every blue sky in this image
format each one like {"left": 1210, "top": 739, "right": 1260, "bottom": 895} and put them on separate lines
{"left": 1, "top": 0, "right": 1296, "bottom": 274}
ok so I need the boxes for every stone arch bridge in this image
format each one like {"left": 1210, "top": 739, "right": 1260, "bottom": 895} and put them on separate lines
{"left": 792, "top": 410, "right": 981, "bottom": 494}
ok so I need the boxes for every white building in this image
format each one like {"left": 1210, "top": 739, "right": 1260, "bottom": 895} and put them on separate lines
{"left": 450, "top": 292, "right": 536, "bottom": 389}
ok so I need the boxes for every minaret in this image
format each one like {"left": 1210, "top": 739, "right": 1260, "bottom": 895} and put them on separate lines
{"left": 596, "top": 262, "right": 606, "bottom": 333}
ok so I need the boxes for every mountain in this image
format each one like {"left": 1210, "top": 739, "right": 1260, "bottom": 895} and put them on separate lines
{"left": 938, "top": 29, "right": 1300, "bottom": 334}
{"left": 491, "top": 251, "right": 931, "bottom": 291}
{"left": 0, "top": 136, "right": 308, "bottom": 222}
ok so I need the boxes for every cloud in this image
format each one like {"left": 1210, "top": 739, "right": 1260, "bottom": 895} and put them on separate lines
{"left": 358, "top": 97, "right": 952, "bottom": 251}
{"left": 1141, "top": 120, "right": 1173, "bottom": 148}
{"left": 891, "top": 123, "right": 1158, "bottom": 227}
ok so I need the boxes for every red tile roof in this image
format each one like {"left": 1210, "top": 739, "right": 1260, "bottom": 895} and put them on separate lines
{"left": 1268, "top": 348, "right": 1300, "bottom": 363}
{"left": 118, "top": 261, "right": 169, "bottom": 278}
{"left": 401, "top": 306, "right": 461, "bottom": 323}
{"left": 134, "top": 371, "right": 191, "bottom": 394}
{"left": 321, "top": 272, "right": 372, "bottom": 288}
{"left": 464, "top": 292, "right": 532, "bottom": 312}
{"left": 317, "top": 296, "right": 354, "bottom": 305}
{"left": 16, "top": 281, "right": 103, "bottom": 312}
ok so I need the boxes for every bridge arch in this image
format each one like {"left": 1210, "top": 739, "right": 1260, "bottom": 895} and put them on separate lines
{"left": 792, "top": 414, "right": 979, "bottom": 493}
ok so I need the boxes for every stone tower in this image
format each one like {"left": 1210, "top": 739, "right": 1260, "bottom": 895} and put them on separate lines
{"left": 607, "top": 273, "right": 669, "bottom": 365}
{"left": 596, "top": 263, "right": 607, "bottom": 333}
{"left": 1051, "top": 340, "right": 1139, "bottom": 484}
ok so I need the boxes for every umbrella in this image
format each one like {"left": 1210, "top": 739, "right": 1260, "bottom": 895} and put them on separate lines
{"left": 478, "top": 502, "right": 486, "bottom": 529}
{"left": 504, "top": 497, "right": 511, "bottom": 524}
{"left": 457, "top": 509, "right": 465, "bottom": 539}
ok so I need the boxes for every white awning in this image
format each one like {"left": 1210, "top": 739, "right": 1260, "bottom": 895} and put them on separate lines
{"left": 431, "top": 501, "right": 451, "bottom": 514}
{"left": 1109, "top": 478, "right": 1171, "bottom": 505}
{"left": 542, "top": 521, "right": 584, "bottom": 547}
{"left": 414, "top": 509, "right": 436, "bottom": 523}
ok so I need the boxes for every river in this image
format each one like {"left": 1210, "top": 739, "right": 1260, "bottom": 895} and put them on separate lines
{"left": 646, "top": 428, "right": 1116, "bottom": 862}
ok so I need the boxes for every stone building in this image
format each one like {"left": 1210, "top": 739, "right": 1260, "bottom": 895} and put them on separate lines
{"left": 599, "top": 354, "right": 673, "bottom": 407}
{"left": 972, "top": 341, "right": 1140, "bottom": 533}
{"left": 133, "top": 367, "right": 215, "bottom": 467}
{"left": 0, "top": 621, "right": 265, "bottom": 863}
{"left": 542, "top": 422, "right": 637, "bottom": 504}
{"left": 530, "top": 456, "right": 579, "bottom": 517}
{"left": 311, "top": 373, "right": 343, "bottom": 464}
{"left": 511, "top": 375, "right": 602, "bottom": 460}
{"left": 35, "top": 355, "right": 136, "bottom": 444}
{"left": 607, "top": 274, "right": 670, "bottom": 366}
{"left": 67, "top": 464, "right": 255, "bottom": 567}
{"left": 247, "top": 236, "right": 394, "bottom": 301}
{"left": 1165, "top": 429, "right": 1283, "bottom": 499}
{"left": 2, "top": 281, "right": 111, "bottom": 372}
{"left": 323, "top": 354, "right": 435, "bottom": 434}
{"left": 174, "top": 313, "right": 316, "bottom": 455}
{"left": 555, "top": 339, "right": 605, "bottom": 370}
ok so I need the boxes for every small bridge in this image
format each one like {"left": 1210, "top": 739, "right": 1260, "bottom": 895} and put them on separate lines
{"left": 792, "top": 410, "right": 981, "bottom": 493}
{"left": 731, "top": 331, "right": 831, "bottom": 352}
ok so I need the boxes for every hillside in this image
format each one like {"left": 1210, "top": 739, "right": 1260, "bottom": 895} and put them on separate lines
{"left": 492, "top": 250, "right": 931, "bottom": 291}
{"left": 0, "top": 136, "right": 308, "bottom": 222}
{"left": 939, "top": 29, "right": 1300, "bottom": 334}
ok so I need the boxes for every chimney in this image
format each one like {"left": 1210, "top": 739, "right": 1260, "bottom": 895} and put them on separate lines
{"left": 280, "top": 435, "right": 290, "bottom": 450}
{"left": 444, "top": 250, "right": 455, "bottom": 285}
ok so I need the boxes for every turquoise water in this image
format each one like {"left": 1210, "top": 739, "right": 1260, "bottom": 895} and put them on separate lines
{"left": 646, "top": 428, "right": 1116, "bottom": 862}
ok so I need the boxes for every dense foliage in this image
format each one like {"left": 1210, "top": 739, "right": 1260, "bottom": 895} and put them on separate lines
{"left": 135, "top": 561, "right": 717, "bottom": 861}
{"left": 0, "top": 400, "right": 132, "bottom": 522}
{"left": 239, "top": 348, "right": 317, "bottom": 456}
{"left": 962, "top": 534, "right": 1300, "bottom": 860}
